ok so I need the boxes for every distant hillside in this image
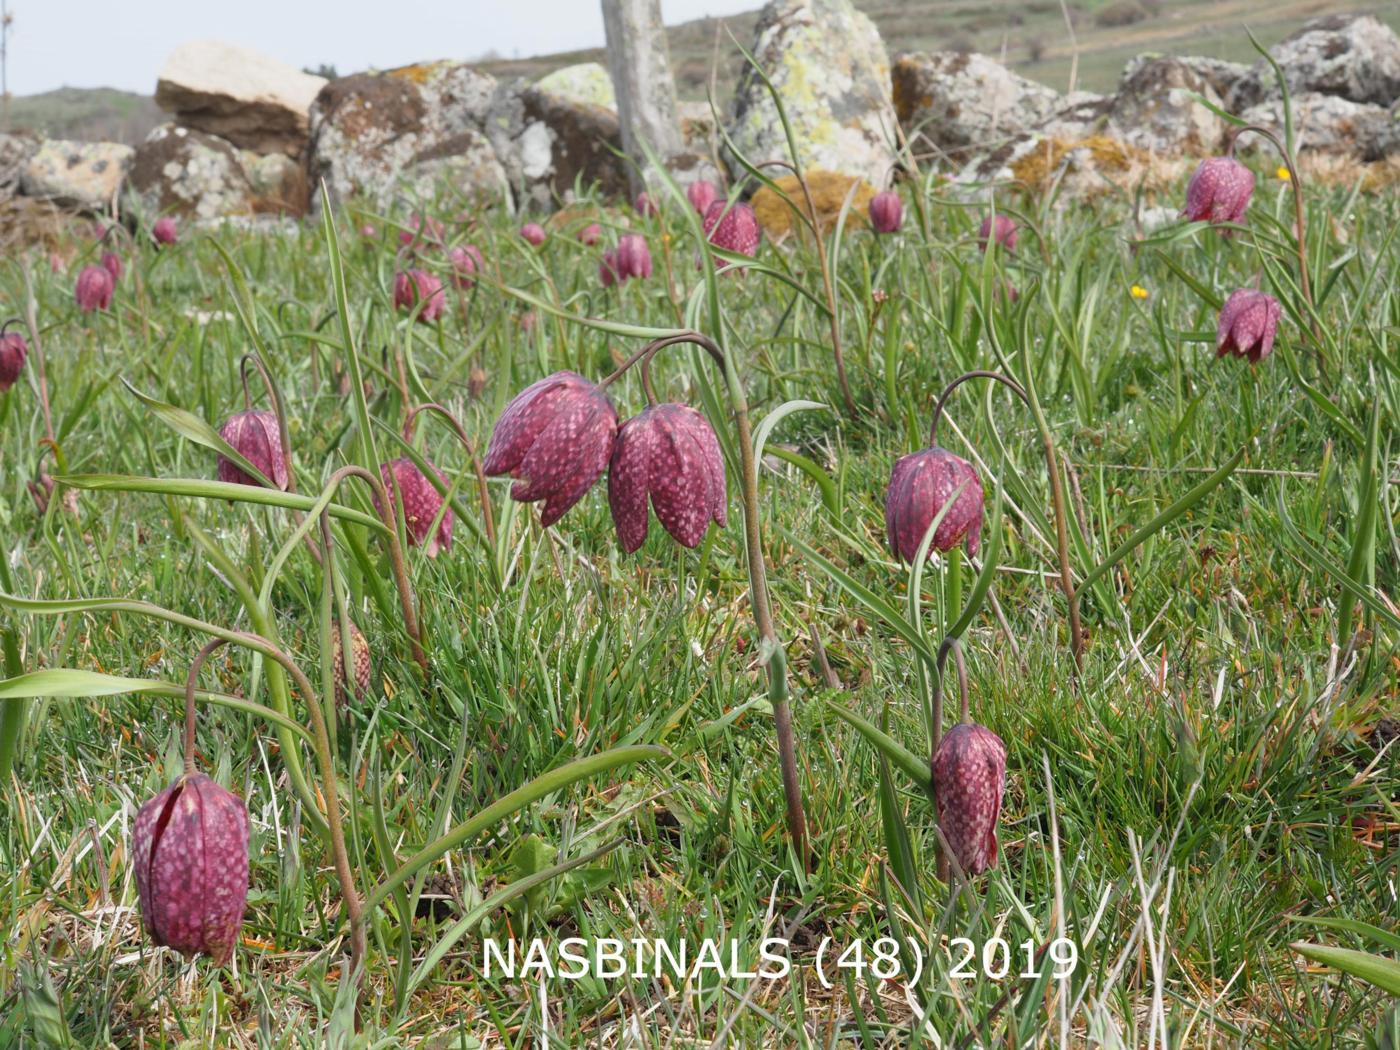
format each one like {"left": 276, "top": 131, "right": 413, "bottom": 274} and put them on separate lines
{"left": 4, "top": 87, "right": 162, "bottom": 145}
{"left": 9, "top": 0, "right": 1399, "bottom": 144}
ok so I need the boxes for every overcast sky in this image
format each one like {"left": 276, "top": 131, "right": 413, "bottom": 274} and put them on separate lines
{"left": 5, "top": 1, "right": 764, "bottom": 96}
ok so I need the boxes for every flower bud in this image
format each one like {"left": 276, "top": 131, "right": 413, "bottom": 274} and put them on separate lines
{"left": 520, "top": 222, "right": 547, "bottom": 247}
{"left": 152, "top": 217, "right": 179, "bottom": 246}
{"left": 686, "top": 180, "right": 718, "bottom": 215}
{"left": 132, "top": 773, "right": 249, "bottom": 964}
{"left": 331, "top": 619, "right": 373, "bottom": 708}
{"left": 635, "top": 191, "right": 659, "bottom": 217}
{"left": 447, "top": 244, "right": 483, "bottom": 289}
{"left": 868, "top": 190, "right": 903, "bottom": 234}
{"left": 399, "top": 213, "right": 444, "bottom": 246}
{"left": 377, "top": 458, "right": 454, "bottom": 557}
{"left": 102, "top": 251, "right": 124, "bottom": 281}
{"left": 75, "top": 265, "right": 114, "bottom": 313}
{"left": 978, "top": 214, "right": 1018, "bottom": 252}
{"left": 393, "top": 269, "right": 446, "bottom": 323}
{"left": 0, "top": 330, "right": 28, "bottom": 393}
{"left": 932, "top": 722, "right": 1006, "bottom": 877}
{"left": 577, "top": 222, "right": 601, "bottom": 246}
{"left": 884, "top": 446, "right": 983, "bottom": 561}
{"left": 217, "top": 409, "right": 290, "bottom": 490}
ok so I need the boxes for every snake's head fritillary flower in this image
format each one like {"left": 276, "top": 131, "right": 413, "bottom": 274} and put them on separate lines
{"left": 483, "top": 371, "right": 618, "bottom": 527}
{"left": 1216, "top": 288, "right": 1282, "bottom": 363}
{"left": 217, "top": 409, "right": 290, "bottom": 490}
{"left": 932, "top": 722, "right": 1007, "bottom": 877}
{"left": 577, "top": 222, "right": 602, "bottom": 246}
{"left": 978, "top": 214, "right": 1018, "bottom": 252}
{"left": 869, "top": 190, "right": 903, "bottom": 234}
{"left": 393, "top": 269, "right": 446, "bottom": 322}
{"left": 635, "top": 191, "right": 659, "bottom": 217}
{"left": 616, "top": 234, "right": 652, "bottom": 280}
{"left": 608, "top": 403, "right": 727, "bottom": 553}
{"left": 702, "top": 200, "right": 759, "bottom": 267}
{"left": 686, "top": 179, "right": 718, "bottom": 215}
{"left": 1181, "top": 157, "right": 1254, "bottom": 229}
{"left": 885, "top": 446, "right": 984, "bottom": 561}
{"left": 0, "top": 330, "right": 28, "bottom": 393}
{"left": 75, "top": 265, "right": 114, "bottom": 312}
{"left": 399, "top": 213, "right": 444, "bottom": 246}
{"left": 377, "top": 458, "right": 454, "bottom": 557}
{"left": 447, "top": 244, "right": 483, "bottom": 289}
{"left": 520, "top": 222, "right": 547, "bottom": 247}
{"left": 152, "top": 217, "right": 179, "bottom": 246}
{"left": 132, "top": 773, "right": 249, "bottom": 964}
{"left": 331, "top": 619, "right": 373, "bottom": 708}
{"left": 101, "top": 251, "right": 124, "bottom": 281}
{"left": 599, "top": 249, "right": 621, "bottom": 289}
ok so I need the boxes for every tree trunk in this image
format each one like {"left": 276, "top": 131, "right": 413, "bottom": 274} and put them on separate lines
{"left": 601, "top": 0, "right": 684, "bottom": 195}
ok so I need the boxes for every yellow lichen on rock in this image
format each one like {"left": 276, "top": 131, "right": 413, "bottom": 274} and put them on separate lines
{"left": 751, "top": 170, "right": 876, "bottom": 240}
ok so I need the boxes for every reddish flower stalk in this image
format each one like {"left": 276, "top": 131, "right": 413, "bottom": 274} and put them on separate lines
{"left": 402, "top": 402, "right": 498, "bottom": 547}
{"left": 930, "top": 371, "right": 1084, "bottom": 671}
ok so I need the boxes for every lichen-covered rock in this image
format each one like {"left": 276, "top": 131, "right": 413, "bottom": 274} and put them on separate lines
{"left": 1238, "top": 93, "right": 1391, "bottom": 158}
{"left": 1123, "top": 53, "right": 1250, "bottom": 102}
{"left": 1231, "top": 14, "right": 1400, "bottom": 109}
{"left": 126, "top": 124, "right": 254, "bottom": 220}
{"left": 1371, "top": 102, "right": 1400, "bottom": 161}
{"left": 894, "top": 51, "right": 1062, "bottom": 162}
{"left": 20, "top": 140, "right": 133, "bottom": 210}
{"left": 535, "top": 63, "right": 616, "bottom": 110}
{"left": 308, "top": 62, "right": 507, "bottom": 210}
{"left": 155, "top": 40, "right": 327, "bottom": 157}
{"left": 0, "top": 131, "right": 40, "bottom": 193}
{"left": 958, "top": 133, "right": 1184, "bottom": 200}
{"left": 751, "top": 169, "right": 874, "bottom": 239}
{"left": 241, "top": 151, "right": 309, "bottom": 214}
{"left": 485, "top": 77, "right": 629, "bottom": 211}
{"left": 726, "top": 0, "right": 897, "bottom": 188}
{"left": 1107, "top": 57, "right": 1227, "bottom": 155}
{"left": 1036, "top": 92, "right": 1114, "bottom": 140}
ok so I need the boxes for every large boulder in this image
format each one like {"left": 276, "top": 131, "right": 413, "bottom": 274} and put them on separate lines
{"left": 308, "top": 62, "right": 508, "bottom": 210}
{"left": 1106, "top": 57, "right": 1227, "bottom": 155}
{"left": 725, "top": 0, "right": 897, "bottom": 188}
{"left": 893, "top": 51, "right": 1062, "bottom": 162}
{"left": 1231, "top": 14, "right": 1400, "bottom": 110}
{"left": 20, "top": 140, "right": 133, "bottom": 210}
{"left": 0, "top": 131, "right": 41, "bottom": 194}
{"left": 1238, "top": 93, "right": 1391, "bottom": 157}
{"left": 484, "top": 76, "right": 629, "bottom": 210}
{"left": 957, "top": 133, "right": 1184, "bottom": 201}
{"left": 535, "top": 63, "right": 616, "bottom": 110}
{"left": 155, "top": 41, "right": 327, "bottom": 157}
{"left": 1123, "top": 53, "right": 1249, "bottom": 102}
{"left": 241, "top": 151, "right": 309, "bottom": 214}
{"left": 125, "top": 124, "right": 255, "bottom": 220}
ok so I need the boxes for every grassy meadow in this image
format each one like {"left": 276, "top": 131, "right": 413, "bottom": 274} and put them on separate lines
{"left": 0, "top": 138, "right": 1398, "bottom": 1046}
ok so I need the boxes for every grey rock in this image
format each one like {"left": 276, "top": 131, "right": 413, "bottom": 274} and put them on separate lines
{"left": 1123, "top": 53, "right": 1249, "bottom": 101}
{"left": 20, "top": 139, "right": 133, "bottom": 210}
{"left": 726, "top": 0, "right": 897, "bottom": 187}
{"left": 1107, "top": 56, "right": 1227, "bottom": 154}
{"left": 1238, "top": 92, "right": 1391, "bottom": 157}
{"left": 894, "top": 50, "right": 1062, "bottom": 161}
{"left": 155, "top": 40, "right": 327, "bottom": 157}
{"left": 0, "top": 131, "right": 41, "bottom": 193}
{"left": 125, "top": 124, "right": 254, "bottom": 221}
{"left": 1232, "top": 14, "right": 1400, "bottom": 109}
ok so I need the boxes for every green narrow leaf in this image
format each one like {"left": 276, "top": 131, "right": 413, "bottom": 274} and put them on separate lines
{"left": 1291, "top": 943, "right": 1400, "bottom": 995}
{"left": 822, "top": 698, "right": 930, "bottom": 794}
{"left": 121, "top": 380, "right": 273, "bottom": 488}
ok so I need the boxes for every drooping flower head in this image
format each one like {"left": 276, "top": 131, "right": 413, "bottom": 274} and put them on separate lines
{"left": 686, "top": 179, "right": 718, "bottom": 215}
{"left": 885, "top": 446, "right": 984, "bottom": 562}
{"left": 978, "top": 214, "right": 1018, "bottom": 252}
{"left": 101, "top": 251, "right": 124, "bottom": 281}
{"left": 331, "top": 619, "right": 373, "bottom": 708}
{"left": 577, "top": 222, "right": 602, "bottom": 246}
{"left": 393, "top": 269, "right": 446, "bottom": 322}
{"left": 599, "top": 249, "right": 621, "bottom": 289}
{"left": 608, "top": 403, "right": 727, "bottom": 553}
{"left": 1181, "top": 157, "right": 1254, "bottom": 228}
{"left": 616, "top": 234, "right": 652, "bottom": 280}
{"left": 0, "top": 328, "right": 28, "bottom": 393}
{"left": 520, "top": 222, "right": 547, "bottom": 247}
{"left": 377, "top": 458, "right": 454, "bottom": 557}
{"left": 702, "top": 200, "right": 759, "bottom": 266}
{"left": 75, "top": 265, "right": 114, "bottom": 312}
{"left": 869, "top": 190, "right": 903, "bottom": 234}
{"left": 483, "top": 371, "right": 618, "bottom": 527}
{"left": 217, "top": 409, "right": 290, "bottom": 490}
{"left": 932, "top": 722, "right": 1007, "bottom": 877}
{"left": 152, "top": 217, "right": 179, "bottom": 246}
{"left": 132, "top": 773, "right": 249, "bottom": 964}
{"left": 447, "top": 244, "right": 483, "bottom": 289}
{"left": 635, "top": 191, "right": 659, "bottom": 217}
{"left": 1216, "top": 288, "right": 1281, "bottom": 363}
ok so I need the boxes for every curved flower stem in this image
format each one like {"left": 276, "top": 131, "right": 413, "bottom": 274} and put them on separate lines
{"left": 637, "top": 356, "right": 661, "bottom": 407}
{"left": 20, "top": 269, "right": 55, "bottom": 446}
{"left": 611, "top": 330, "right": 811, "bottom": 870}
{"left": 327, "top": 465, "right": 429, "bottom": 678}
{"left": 758, "top": 159, "right": 858, "bottom": 418}
{"left": 183, "top": 638, "right": 229, "bottom": 776}
{"left": 401, "top": 402, "right": 497, "bottom": 547}
{"left": 928, "top": 635, "right": 968, "bottom": 882}
{"left": 1227, "top": 125, "right": 1323, "bottom": 361}
{"left": 931, "top": 370, "right": 1083, "bottom": 672}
